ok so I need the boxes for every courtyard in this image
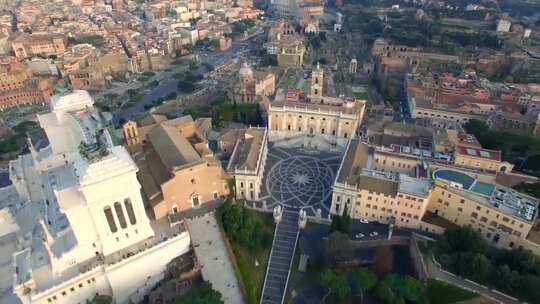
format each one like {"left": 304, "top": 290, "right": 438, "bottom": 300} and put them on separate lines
{"left": 258, "top": 142, "right": 343, "bottom": 216}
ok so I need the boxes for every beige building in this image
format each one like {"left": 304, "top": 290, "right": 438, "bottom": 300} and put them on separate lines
{"left": 454, "top": 145, "right": 514, "bottom": 173}
{"left": 265, "top": 20, "right": 306, "bottom": 67}
{"left": 332, "top": 140, "right": 432, "bottom": 229}
{"left": 122, "top": 114, "right": 229, "bottom": 219}
{"left": 11, "top": 32, "right": 66, "bottom": 59}
{"left": 230, "top": 62, "right": 275, "bottom": 103}
{"left": 331, "top": 139, "right": 539, "bottom": 250}
{"left": 268, "top": 89, "right": 366, "bottom": 146}
{"left": 424, "top": 169, "right": 538, "bottom": 249}
{"left": 226, "top": 127, "right": 268, "bottom": 201}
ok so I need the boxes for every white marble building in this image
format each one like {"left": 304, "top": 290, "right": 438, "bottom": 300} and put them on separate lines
{"left": 0, "top": 89, "right": 190, "bottom": 304}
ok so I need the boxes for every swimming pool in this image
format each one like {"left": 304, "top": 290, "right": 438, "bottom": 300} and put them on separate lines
{"left": 471, "top": 181, "right": 495, "bottom": 196}
{"left": 433, "top": 169, "right": 475, "bottom": 189}
{"left": 433, "top": 169, "right": 495, "bottom": 196}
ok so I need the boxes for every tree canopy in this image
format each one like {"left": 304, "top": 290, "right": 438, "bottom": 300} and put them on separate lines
{"left": 320, "top": 269, "right": 351, "bottom": 304}
{"left": 221, "top": 202, "right": 263, "bottom": 251}
{"left": 351, "top": 267, "right": 377, "bottom": 290}
{"left": 176, "top": 281, "right": 224, "bottom": 304}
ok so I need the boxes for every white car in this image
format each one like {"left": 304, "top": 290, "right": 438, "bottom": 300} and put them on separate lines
{"left": 369, "top": 231, "right": 379, "bottom": 237}
{"left": 355, "top": 233, "right": 365, "bottom": 239}
{"left": 359, "top": 218, "right": 369, "bottom": 224}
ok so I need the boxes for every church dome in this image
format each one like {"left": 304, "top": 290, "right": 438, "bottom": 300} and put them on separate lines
{"left": 239, "top": 62, "right": 254, "bottom": 81}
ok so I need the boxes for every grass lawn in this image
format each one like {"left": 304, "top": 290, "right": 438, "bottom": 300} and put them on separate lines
{"left": 424, "top": 279, "right": 478, "bottom": 304}
{"left": 226, "top": 213, "right": 275, "bottom": 304}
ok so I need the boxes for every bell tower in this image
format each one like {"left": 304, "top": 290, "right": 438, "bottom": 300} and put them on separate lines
{"left": 310, "top": 62, "right": 323, "bottom": 98}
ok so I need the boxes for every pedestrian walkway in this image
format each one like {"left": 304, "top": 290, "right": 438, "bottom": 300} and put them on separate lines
{"left": 260, "top": 209, "right": 299, "bottom": 304}
{"left": 186, "top": 213, "right": 244, "bottom": 304}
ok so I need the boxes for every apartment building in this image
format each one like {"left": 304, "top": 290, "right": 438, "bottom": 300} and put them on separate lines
{"left": 331, "top": 140, "right": 432, "bottom": 229}
{"left": 425, "top": 169, "right": 537, "bottom": 249}
{"left": 11, "top": 32, "right": 66, "bottom": 59}
{"left": 454, "top": 145, "right": 514, "bottom": 173}
{"left": 331, "top": 139, "right": 539, "bottom": 251}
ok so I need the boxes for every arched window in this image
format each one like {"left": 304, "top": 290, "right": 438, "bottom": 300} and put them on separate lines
{"left": 124, "top": 198, "right": 137, "bottom": 225}
{"left": 114, "top": 202, "right": 127, "bottom": 229}
{"left": 104, "top": 206, "right": 117, "bottom": 233}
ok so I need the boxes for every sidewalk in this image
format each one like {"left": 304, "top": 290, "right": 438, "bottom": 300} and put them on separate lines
{"left": 425, "top": 256, "right": 520, "bottom": 304}
{"left": 186, "top": 212, "right": 244, "bottom": 304}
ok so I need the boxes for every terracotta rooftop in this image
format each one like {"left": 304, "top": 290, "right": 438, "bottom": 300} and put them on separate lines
{"left": 227, "top": 128, "right": 266, "bottom": 172}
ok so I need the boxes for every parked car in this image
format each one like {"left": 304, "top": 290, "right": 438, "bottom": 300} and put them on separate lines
{"left": 369, "top": 231, "right": 379, "bottom": 237}
{"left": 359, "top": 218, "right": 369, "bottom": 224}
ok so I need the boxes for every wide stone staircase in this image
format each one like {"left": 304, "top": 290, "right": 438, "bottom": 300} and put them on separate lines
{"left": 260, "top": 209, "right": 299, "bottom": 304}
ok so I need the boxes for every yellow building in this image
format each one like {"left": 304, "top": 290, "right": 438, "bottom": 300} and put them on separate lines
{"left": 332, "top": 140, "right": 432, "bottom": 228}
{"left": 331, "top": 140, "right": 539, "bottom": 251}
{"left": 454, "top": 145, "right": 514, "bottom": 173}
{"left": 424, "top": 168, "right": 538, "bottom": 249}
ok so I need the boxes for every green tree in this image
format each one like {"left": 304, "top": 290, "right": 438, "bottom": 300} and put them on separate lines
{"left": 493, "top": 265, "right": 520, "bottom": 294}
{"left": 399, "top": 276, "right": 424, "bottom": 302}
{"left": 437, "top": 227, "right": 486, "bottom": 255}
{"left": 351, "top": 267, "right": 377, "bottom": 290}
{"left": 375, "top": 281, "right": 398, "bottom": 304}
{"left": 87, "top": 295, "right": 112, "bottom": 304}
{"left": 176, "top": 281, "right": 224, "bottom": 304}
{"left": 375, "top": 274, "right": 424, "bottom": 304}
{"left": 221, "top": 203, "right": 263, "bottom": 251}
{"left": 320, "top": 269, "right": 351, "bottom": 304}
{"left": 322, "top": 231, "right": 354, "bottom": 264}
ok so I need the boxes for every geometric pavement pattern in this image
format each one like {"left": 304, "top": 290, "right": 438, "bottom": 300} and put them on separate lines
{"left": 259, "top": 146, "right": 342, "bottom": 217}
{"left": 259, "top": 145, "right": 343, "bottom": 304}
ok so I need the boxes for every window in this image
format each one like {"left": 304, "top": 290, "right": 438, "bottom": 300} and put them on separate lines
{"left": 213, "top": 192, "right": 219, "bottom": 199}
{"left": 114, "top": 202, "right": 127, "bottom": 229}
{"left": 471, "top": 212, "right": 478, "bottom": 219}
{"left": 172, "top": 205, "right": 179, "bottom": 213}
{"left": 192, "top": 195, "right": 200, "bottom": 207}
{"left": 124, "top": 199, "right": 137, "bottom": 225}
{"left": 104, "top": 206, "right": 117, "bottom": 233}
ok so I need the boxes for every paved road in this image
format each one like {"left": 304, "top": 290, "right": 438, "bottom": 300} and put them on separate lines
{"left": 112, "top": 30, "right": 264, "bottom": 124}
{"left": 186, "top": 213, "right": 244, "bottom": 304}
{"left": 426, "top": 256, "right": 520, "bottom": 304}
